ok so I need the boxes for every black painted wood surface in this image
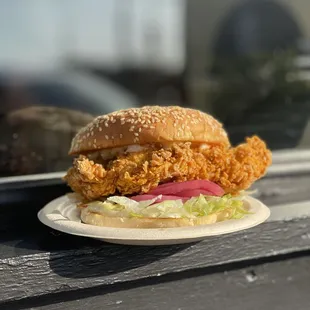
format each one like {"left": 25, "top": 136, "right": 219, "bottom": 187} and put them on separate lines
{"left": 2, "top": 218, "right": 310, "bottom": 305}
{"left": 31, "top": 254, "right": 310, "bottom": 310}
{"left": 0, "top": 165, "right": 310, "bottom": 308}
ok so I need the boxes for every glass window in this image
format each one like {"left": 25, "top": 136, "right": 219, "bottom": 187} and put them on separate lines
{"left": 0, "top": 0, "right": 309, "bottom": 178}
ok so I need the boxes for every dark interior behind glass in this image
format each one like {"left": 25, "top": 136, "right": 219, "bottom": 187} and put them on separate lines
{"left": 1, "top": 0, "right": 310, "bottom": 177}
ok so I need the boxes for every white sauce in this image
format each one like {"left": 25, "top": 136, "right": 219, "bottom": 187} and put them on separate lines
{"left": 88, "top": 144, "right": 148, "bottom": 160}
{"left": 199, "top": 143, "right": 210, "bottom": 151}
{"left": 88, "top": 142, "right": 209, "bottom": 160}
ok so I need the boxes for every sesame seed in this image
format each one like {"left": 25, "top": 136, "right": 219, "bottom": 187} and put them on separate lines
{"left": 72, "top": 105, "right": 224, "bottom": 152}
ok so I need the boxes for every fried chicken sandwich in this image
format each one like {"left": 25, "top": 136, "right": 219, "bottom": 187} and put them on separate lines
{"left": 64, "top": 106, "right": 272, "bottom": 228}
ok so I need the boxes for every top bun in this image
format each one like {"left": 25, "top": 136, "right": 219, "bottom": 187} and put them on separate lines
{"left": 69, "top": 106, "right": 230, "bottom": 155}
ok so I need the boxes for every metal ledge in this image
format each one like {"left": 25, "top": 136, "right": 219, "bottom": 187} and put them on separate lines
{"left": 0, "top": 165, "right": 309, "bottom": 186}
{"left": 0, "top": 149, "right": 308, "bottom": 185}
{"left": 267, "top": 162, "right": 310, "bottom": 176}
{"left": 271, "top": 149, "right": 310, "bottom": 164}
{"left": 0, "top": 172, "right": 66, "bottom": 185}
{"left": 268, "top": 200, "right": 310, "bottom": 222}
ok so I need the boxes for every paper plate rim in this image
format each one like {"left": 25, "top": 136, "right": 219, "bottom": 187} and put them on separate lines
{"left": 38, "top": 194, "right": 270, "bottom": 242}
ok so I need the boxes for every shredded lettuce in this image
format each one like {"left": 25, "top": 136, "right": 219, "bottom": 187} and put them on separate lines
{"left": 107, "top": 196, "right": 139, "bottom": 209}
{"left": 139, "top": 199, "right": 185, "bottom": 218}
{"left": 182, "top": 194, "right": 248, "bottom": 219}
{"left": 129, "top": 212, "right": 144, "bottom": 218}
{"left": 85, "top": 193, "right": 249, "bottom": 220}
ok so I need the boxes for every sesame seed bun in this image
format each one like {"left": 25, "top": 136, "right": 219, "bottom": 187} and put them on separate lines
{"left": 80, "top": 207, "right": 234, "bottom": 228}
{"left": 69, "top": 106, "right": 230, "bottom": 155}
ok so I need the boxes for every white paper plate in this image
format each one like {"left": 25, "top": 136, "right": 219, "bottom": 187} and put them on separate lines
{"left": 38, "top": 195, "right": 270, "bottom": 246}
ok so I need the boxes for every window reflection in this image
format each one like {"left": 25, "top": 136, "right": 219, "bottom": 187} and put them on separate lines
{"left": 0, "top": 0, "right": 310, "bottom": 177}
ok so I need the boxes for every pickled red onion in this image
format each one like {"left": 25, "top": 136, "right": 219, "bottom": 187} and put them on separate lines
{"left": 148, "top": 180, "right": 224, "bottom": 197}
{"left": 173, "top": 189, "right": 214, "bottom": 197}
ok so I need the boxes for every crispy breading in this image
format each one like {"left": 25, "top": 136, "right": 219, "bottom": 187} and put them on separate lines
{"left": 64, "top": 136, "right": 272, "bottom": 200}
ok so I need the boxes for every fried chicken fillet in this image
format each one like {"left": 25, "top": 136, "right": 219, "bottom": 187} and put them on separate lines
{"left": 64, "top": 106, "right": 272, "bottom": 201}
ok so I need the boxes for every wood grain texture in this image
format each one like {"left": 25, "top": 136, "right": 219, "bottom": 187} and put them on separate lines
{"left": 9, "top": 254, "right": 310, "bottom": 310}
{"left": 0, "top": 171, "right": 310, "bottom": 304}
{"left": 2, "top": 217, "right": 310, "bottom": 304}
{"left": 252, "top": 173, "right": 310, "bottom": 206}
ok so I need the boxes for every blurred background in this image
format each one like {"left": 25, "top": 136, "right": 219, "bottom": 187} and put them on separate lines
{"left": 0, "top": 0, "right": 310, "bottom": 176}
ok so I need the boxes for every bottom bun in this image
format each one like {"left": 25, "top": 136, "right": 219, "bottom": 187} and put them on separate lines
{"left": 80, "top": 208, "right": 234, "bottom": 228}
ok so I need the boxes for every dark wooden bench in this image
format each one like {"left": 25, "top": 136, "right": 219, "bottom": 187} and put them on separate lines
{"left": 1, "top": 159, "right": 310, "bottom": 310}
